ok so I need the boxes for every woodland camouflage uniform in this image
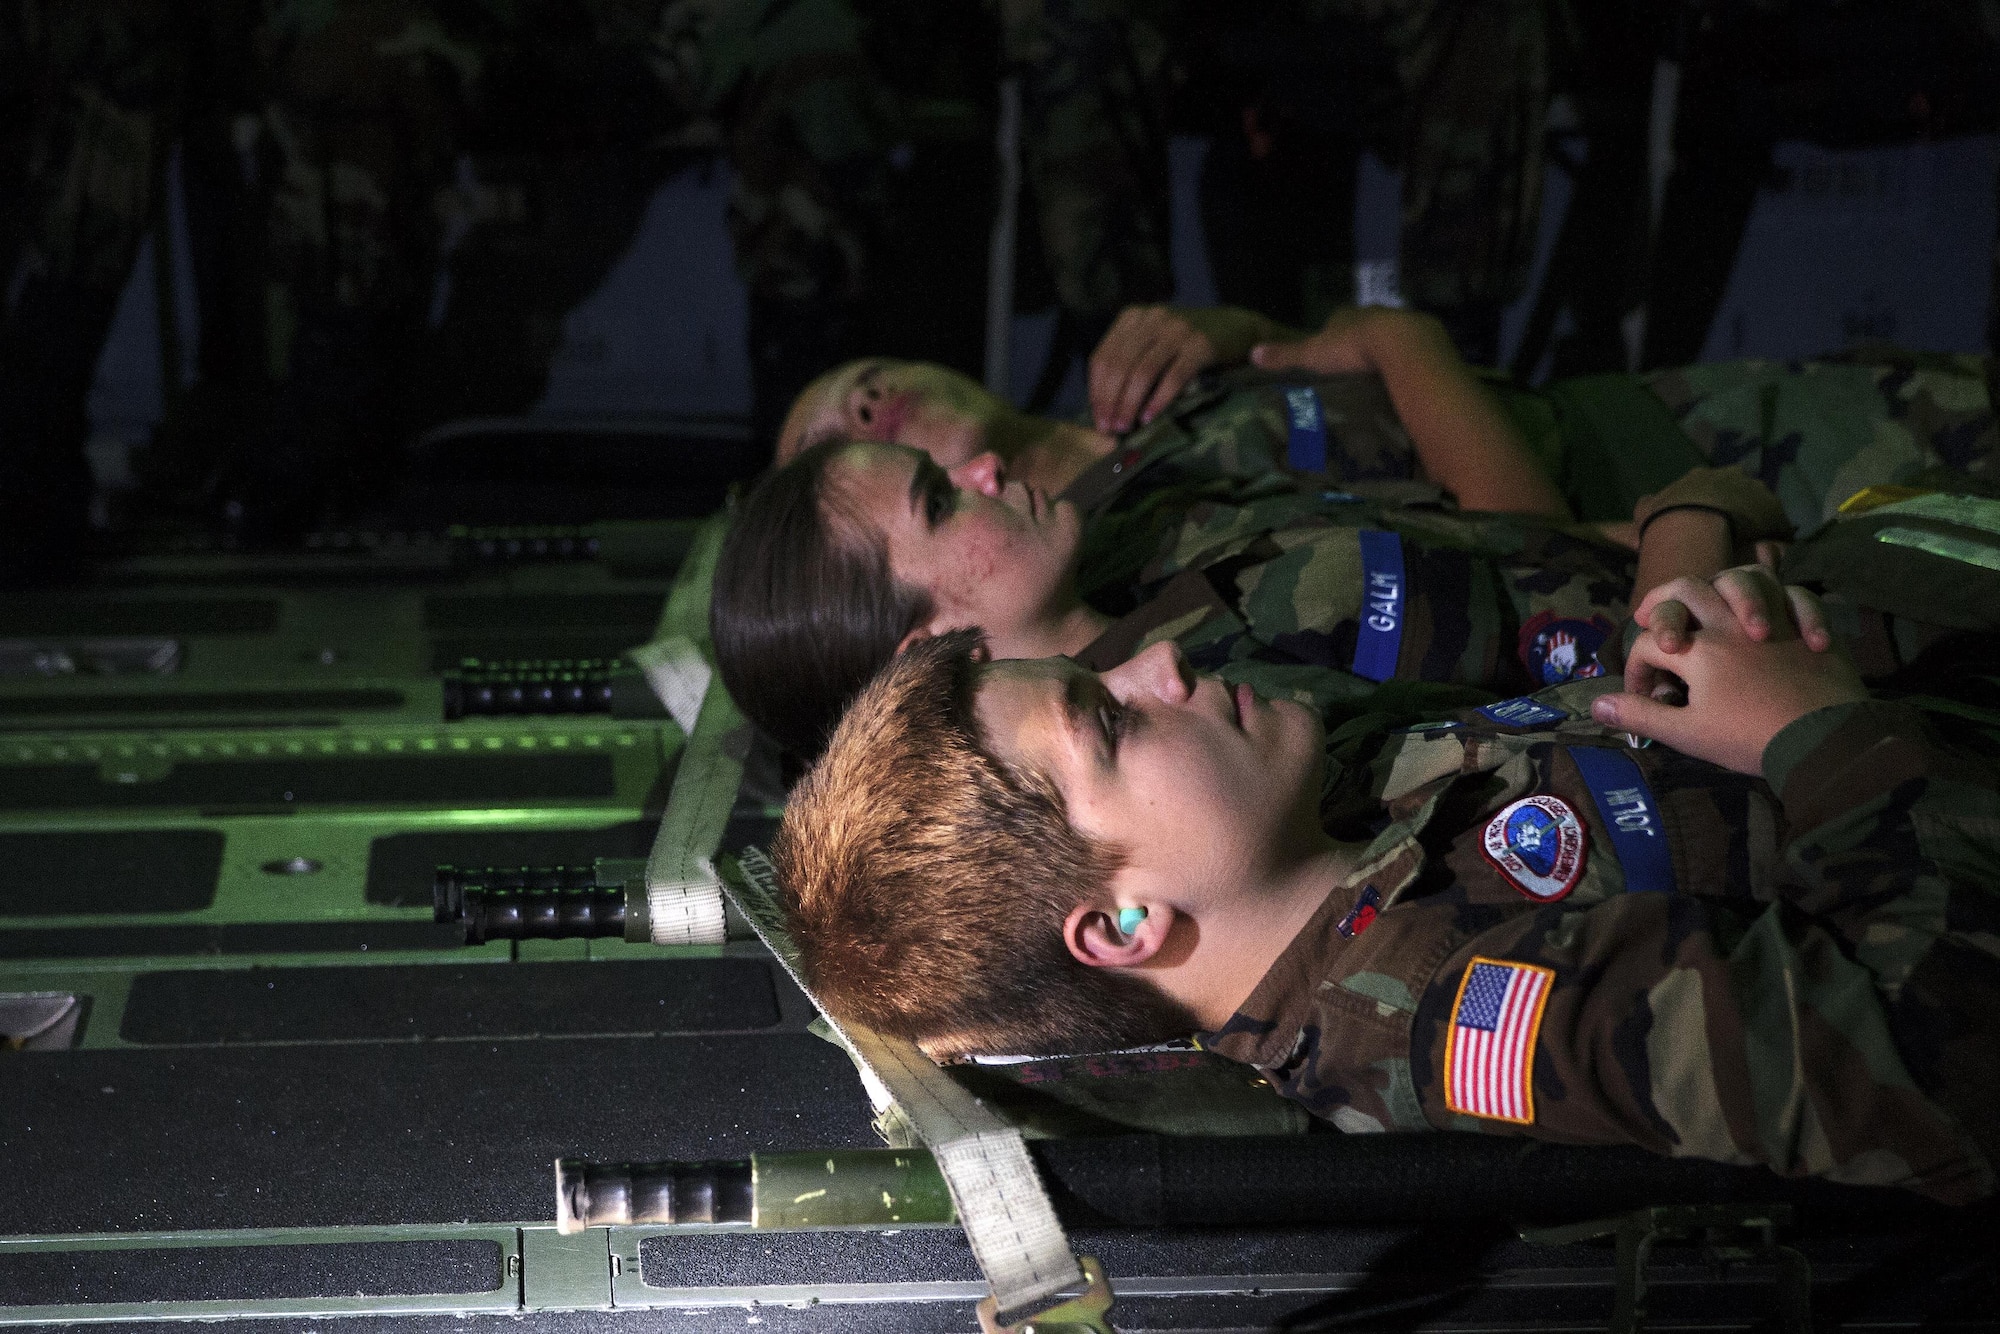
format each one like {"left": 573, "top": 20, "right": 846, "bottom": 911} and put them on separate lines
{"left": 1641, "top": 348, "right": 1999, "bottom": 533}
{"left": 993, "top": 0, "right": 1555, "bottom": 367}
{"left": 997, "top": 0, "right": 1176, "bottom": 333}
{"left": 1061, "top": 354, "right": 1996, "bottom": 712}
{"left": 1065, "top": 350, "right": 1998, "bottom": 560}
{"left": 419, "top": 0, "right": 901, "bottom": 440}
{"left": 1076, "top": 498, "right": 1635, "bottom": 717}
{"left": 1066, "top": 365, "right": 1424, "bottom": 598}
{"left": 441, "top": 0, "right": 1198, "bottom": 432}
{"left": 1, "top": 0, "right": 227, "bottom": 566}
{"left": 1204, "top": 675, "right": 2000, "bottom": 1205}
{"left": 1079, "top": 470, "right": 2000, "bottom": 731}
{"left": 1327, "top": 0, "right": 1553, "bottom": 316}
{"left": 0, "top": 0, "right": 482, "bottom": 544}
{"left": 1, "top": 0, "right": 915, "bottom": 542}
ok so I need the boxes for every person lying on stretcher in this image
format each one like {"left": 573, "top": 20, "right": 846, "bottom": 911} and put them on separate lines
{"left": 772, "top": 566, "right": 2000, "bottom": 1204}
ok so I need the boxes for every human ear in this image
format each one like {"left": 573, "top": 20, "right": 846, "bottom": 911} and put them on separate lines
{"left": 896, "top": 625, "right": 990, "bottom": 664}
{"left": 1063, "top": 901, "right": 1171, "bottom": 969}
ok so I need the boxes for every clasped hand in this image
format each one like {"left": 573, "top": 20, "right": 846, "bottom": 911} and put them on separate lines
{"left": 1590, "top": 564, "right": 1867, "bottom": 775}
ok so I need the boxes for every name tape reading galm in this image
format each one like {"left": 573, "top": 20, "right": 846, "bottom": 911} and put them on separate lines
{"left": 1351, "top": 529, "right": 1406, "bottom": 683}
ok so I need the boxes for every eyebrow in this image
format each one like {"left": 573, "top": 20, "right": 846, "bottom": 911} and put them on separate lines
{"left": 906, "top": 454, "right": 949, "bottom": 521}
{"left": 1060, "top": 670, "right": 1108, "bottom": 764}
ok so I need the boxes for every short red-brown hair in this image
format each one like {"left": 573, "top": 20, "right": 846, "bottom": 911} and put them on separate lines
{"left": 774, "top": 631, "right": 1198, "bottom": 1056}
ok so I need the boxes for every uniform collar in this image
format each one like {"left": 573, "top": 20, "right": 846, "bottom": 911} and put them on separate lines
{"left": 1196, "top": 802, "right": 1435, "bottom": 1070}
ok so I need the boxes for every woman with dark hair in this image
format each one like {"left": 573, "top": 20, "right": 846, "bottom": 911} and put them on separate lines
{"left": 709, "top": 442, "right": 934, "bottom": 760}
{"left": 712, "top": 436, "right": 1110, "bottom": 758}
{"left": 714, "top": 306, "right": 1602, "bottom": 759}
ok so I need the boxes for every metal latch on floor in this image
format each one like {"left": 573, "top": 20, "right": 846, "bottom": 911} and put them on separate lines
{"left": 977, "top": 1255, "right": 1114, "bottom": 1334}
{"left": 1521, "top": 1202, "right": 1811, "bottom": 1334}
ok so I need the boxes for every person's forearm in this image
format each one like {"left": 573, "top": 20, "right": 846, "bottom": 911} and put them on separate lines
{"left": 1592, "top": 519, "right": 1639, "bottom": 549}
{"left": 1630, "top": 509, "right": 1732, "bottom": 608}
{"left": 1225, "top": 306, "right": 1307, "bottom": 351}
{"left": 1360, "top": 311, "right": 1568, "bottom": 517}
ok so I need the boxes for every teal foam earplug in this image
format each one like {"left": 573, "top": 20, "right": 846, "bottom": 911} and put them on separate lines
{"left": 1116, "top": 906, "right": 1148, "bottom": 936}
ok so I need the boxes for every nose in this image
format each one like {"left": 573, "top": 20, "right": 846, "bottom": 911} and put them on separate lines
{"left": 847, "top": 377, "right": 885, "bottom": 431}
{"left": 947, "top": 451, "right": 1006, "bottom": 497}
{"left": 1103, "top": 639, "right": 1193, "bottom": 707}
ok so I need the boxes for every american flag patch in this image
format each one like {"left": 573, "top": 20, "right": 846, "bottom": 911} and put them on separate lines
{"left": 1445, "top": 958, "right": 1553, "bottom": 1124}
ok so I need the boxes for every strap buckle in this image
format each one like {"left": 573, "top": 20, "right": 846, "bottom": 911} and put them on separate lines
{"left": 976, "top": 1255, "right": 1116, "bottom": 1334}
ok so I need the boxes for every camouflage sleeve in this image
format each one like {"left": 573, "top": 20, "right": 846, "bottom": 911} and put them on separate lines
{"left": 1641, "top": 352, "right": 1998, "bottom": 531}
{"left": 1001, "top": 0, "right": 1176, "bottom": 323}
{"left": 1182, "top": 512, "right": 1633, "bottom": 694}
{"left": 1762, "top": 698, "right": 2000, "bottom": 902}
{"left": 1414, "top": 710, "right": 2000, "bottom": 1202}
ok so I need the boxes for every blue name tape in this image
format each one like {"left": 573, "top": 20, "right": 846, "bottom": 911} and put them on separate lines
{"left": 1352, "top": 529, "right": 1405, "bottom": 682}
{"left": 1284, "top": 386, "right": 1328, "bottom": 472}
{"left": 1478, "top": 696, "right": 1568, "bottom": 728}
{"left": 1568, "top": 746, "right": 1676, "bottom": 894}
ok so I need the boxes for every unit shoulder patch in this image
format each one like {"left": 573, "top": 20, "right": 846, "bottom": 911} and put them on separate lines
{"left": 1518, "top": 611, "right": 1615, "bottom": 686}
{"left": 1480, "top": 795, "right": 1587, "bottom": 901}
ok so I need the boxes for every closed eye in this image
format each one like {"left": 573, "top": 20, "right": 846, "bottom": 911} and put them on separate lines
{"left": 914, "top": 459, "right": 954, "bottom": 527}
{"left": 1063, "top": 671, "right": 1127, "bottom": 765}
{"left": 1097, "top": 699, "right": 1128, "bottom": 752}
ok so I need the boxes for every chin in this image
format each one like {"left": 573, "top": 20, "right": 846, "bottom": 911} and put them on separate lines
{"left": 1274, "top": 701, "right": 1327, "bottom": 787}
{"left": 1271, "top": 694, "right": 1322, "bottom": 742}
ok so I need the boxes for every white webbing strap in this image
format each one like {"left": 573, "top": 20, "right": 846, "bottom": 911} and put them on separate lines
{"left": 628, "top": 633, "right": 712, "bottom": 737}
{"left": 633, "top": 512, "right": 744, "bottom": 947}
{"left": 629, "top": 508, "right": 1094, "bottom": 1319}
{"left": 638, "top": 669, "right": 742, "bottom": 945}
{"left": 732, "top": 847, "right": 1089, "bottom": 1318}
{"left": 644, "top": 875, "right": 726, "bottom": 945}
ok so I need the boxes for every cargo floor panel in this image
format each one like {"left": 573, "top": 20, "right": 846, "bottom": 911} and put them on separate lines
{"left": 12, "top": 1222, "right": 1987, "bottom": 1332}
{"left": 119, "top": 959, "right": 783, "bottom": 1044}
{"left": 0, "top": 919, "right": 470, "bottom": 959}
{"left": 0, "top": 752, "right": 622, "bottom": 810}
{"left": 0, "top": 1034, "right": 876, "bottom": 1233}
{"left": 0, "top": 1239, "right": 505, "bottom": 1305}
{"left": 632, "top": 1219, "right": 1920, "bottom": 1291}
{"left": 0, "top": 598, "right": 283, "bottom": 637}
{"left": 0, "top": 720, "right": 677, "bottom": 818}
{"left": 0, "top": 829, "right": 224, "bottom": 915}
{"left": 0, "top": 688, "right": 409, "bottom": 720}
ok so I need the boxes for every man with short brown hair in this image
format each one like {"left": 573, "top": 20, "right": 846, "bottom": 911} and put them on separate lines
{"left": 777, "top": 629, "right": 1195, "bottom": 1057}
{"left": 776, "top": 575, "right": 2000, "bottom": 1203}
